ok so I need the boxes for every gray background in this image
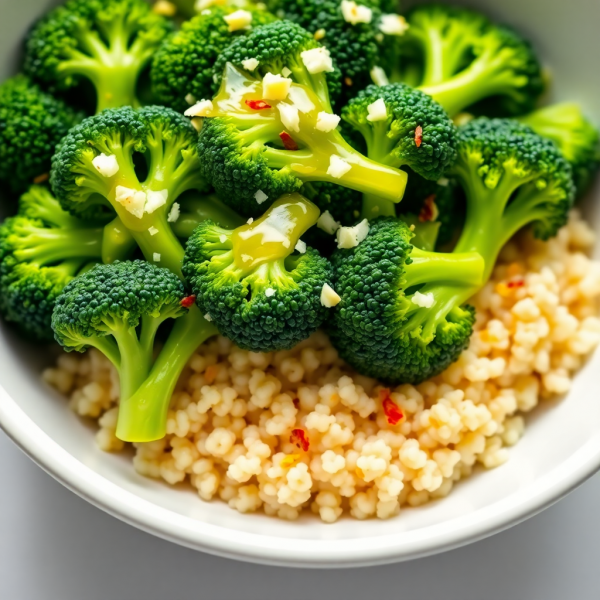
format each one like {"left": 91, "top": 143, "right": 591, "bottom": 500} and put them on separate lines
{"left": 1, "top": 430, "right": 599, "bottom": 600}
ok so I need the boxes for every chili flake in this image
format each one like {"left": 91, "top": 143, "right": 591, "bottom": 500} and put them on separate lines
{"left": 279, "top": 131, "right": 299, "bottom": 151}
{"left": 507, "top": 278, "right": 525, "bottom": 289}
{"left": 181, "top": 295, "right": 196, "bottom": 308}
{"left": 419, "top": 194, "right": 439, "bottom": 222}
{"left": 380, "top": 389, "right": 404, "bottom": 425}
{"left": 415, "top": 125, "right": 423, "bottom": 148}
{"left": 204, "top": 364, "right": 218, "bottom": 385}
{"left": 290, "top": 428, "right": 310, "bottom": 452}
{"left": 33, "top": 173, "right": 49, "bottom": 184}
{"left": 245, "top": 99, "right": 271, "bottom": 110}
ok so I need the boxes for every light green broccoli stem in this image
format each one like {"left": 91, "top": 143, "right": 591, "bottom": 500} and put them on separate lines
{"left": 116, "top": 305, "right": 218, "bottom": 442}
{"left": 172, "top": 194, "right": 245, "bottom": 239}
{"left": 102, "top": 216, "right": 137, "bottom": 263}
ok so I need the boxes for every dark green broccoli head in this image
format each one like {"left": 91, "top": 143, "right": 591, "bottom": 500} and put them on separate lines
{"left": 212, "top": 20, "right": 342, "bottom": 109}
{"left": 342, "top": 83, "right": 457, "bottom": 180}
{"left": 52, "top": 259, "right": 185, "bottom": 352}
{"left": 329, "top": 217, "right": 478, "bottom": 384}
{"left": 151, "top": 5, "right": 276, "bottom": 113}
{"left": 24, "top": 0, "right": 173, "bottom": 113}
{"left": 0, "top": 76, "right": 83, "bottom": 194}
{"left": 453, "top": 118, "right": 574, "bottom": 243}
{"left": 183, "top": 194, "right": 333, "bottom": 352}
{"left": 519, "top": 103, "right": 600, "bottom": 198}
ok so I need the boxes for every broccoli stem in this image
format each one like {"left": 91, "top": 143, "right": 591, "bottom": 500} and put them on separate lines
{"left": 419, "top": 28, "right": 448, "bottom": 86}
{"left": 112, "top": 325, "right": 153, "bottom": 401}
{"left": 102, "top": 216, "right": 137, "bottom": 263}
{"left": 94, "top": 65, "right": 142, "bottom": 112}
{"left": 362, "top": 193, "right": 398, "bottom": 220}
{"left": 116, "top": 305, "right": 218, "bottom": 442}
{"left": 172, "top": 194, "right": 245, "bottom": 239}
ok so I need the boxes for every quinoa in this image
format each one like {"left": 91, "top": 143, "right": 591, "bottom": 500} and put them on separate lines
{"left": 43, "top": 211, "right": 600, "bottom": 522}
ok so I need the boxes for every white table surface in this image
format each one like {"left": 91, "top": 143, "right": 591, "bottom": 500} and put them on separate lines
{"left": 1, "top": 429, "right": 599, "bottom": 600}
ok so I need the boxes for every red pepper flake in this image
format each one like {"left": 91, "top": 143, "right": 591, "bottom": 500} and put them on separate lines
{"left": 507, "top": 278, "right": 525, "bottom": 289}
{"left": 279, "top": 131, "right": 299, "bottom": 151}
{"left": 245, "top": 99, "right": 271, "bottom": 110}
{"left": 418, "top": 194, "right": 439, "bottom": 222}
{"left": 380, "top": 389, "right": 404, "bottom": 426}
{"left": 415, "top": 125, "right": 423, "bottom": 148}
{"left": 290, "top": 428, "right": 310, "bottom": 452}
{"left": 33, "top": 173, "right": 49, "bottom": 184}
{"left": 292, "top": 397, "right": 300, "bottom": 408}
{"left": 181, "top": 295, "right": 196, "bottom": 308}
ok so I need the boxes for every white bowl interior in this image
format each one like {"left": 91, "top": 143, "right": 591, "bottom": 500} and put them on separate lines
{"left": 0, "top": 0, "right": 599, "bottom": 567}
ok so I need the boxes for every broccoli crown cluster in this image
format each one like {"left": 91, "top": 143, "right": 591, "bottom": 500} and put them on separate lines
{"left": 0, "top": 76, "right": 83, "bottom": 194}
{"left": 212, "top": 19, "right": 342, "bottom": 106}
{"left": 454, "top": 118, "right": 574, "bottom": 240}
{"left": 183, "top": 199, "right": 333, "bottom": 352}
{"left": 24, "top": 0, "right": 172, "bottom": 111}
{"left": 151, "top": 6, "right": 276, "bottom": 113}
{"left": 52, "top": 259, "right": 185, "bottom": 351}
{"left": 342, "top": 83, "right": 457, "bottom": 181}
{"left": 329, "top": 218, "right": 475, "bottom": 384}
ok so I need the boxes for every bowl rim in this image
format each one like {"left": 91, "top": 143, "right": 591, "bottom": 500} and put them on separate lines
{"left": 2, "top": 380, "right": 600, "bottom": 568}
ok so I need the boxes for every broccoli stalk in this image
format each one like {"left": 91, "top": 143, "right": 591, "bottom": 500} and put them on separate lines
{"left": 24, "top": 0, "right": 172, "bottom": 113}
{"left": 183, "top": 193, "right": 333, "bottom": 352}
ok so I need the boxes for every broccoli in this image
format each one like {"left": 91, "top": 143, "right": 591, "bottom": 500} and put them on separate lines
{"left": 183, "top": 193, "right": 333, "bottom": 352}
{"left": 329, "top": 217, "right": 483, "bottom": 383}
{"left": 50, "top": 105, "right": 208, "bottom": 276}
{"left": 52, "top": 260, "right": 217, "bottom": 441}
{"left": 267, "top": 0, "right": 405, "bottom": 101}
{"left": 0, "top": 76, "right": 83, "bottom": 194}
{"left": 23, "top": 0, "right": 173, "bottom": 113}
{"left": 342, "top": 83, "right": 457, "bottom": 219}
{"left": 396, "top": 5, "right": 544, "bottom": 118}
{"left": 518, "top": 103, "right": 600, "bottom": 198}
{"left": 198, "top": 22, "right": 409, "bottom": 217}
{"left": 151, "top": 5, "right": 276, "bottom": 113}
{"left": 0, "top": 186, "right": 105, "bottom": 341}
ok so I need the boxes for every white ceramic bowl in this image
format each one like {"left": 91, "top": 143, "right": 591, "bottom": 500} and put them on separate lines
{"left": 1, "top": 0, "right": 599, "bottom": 569}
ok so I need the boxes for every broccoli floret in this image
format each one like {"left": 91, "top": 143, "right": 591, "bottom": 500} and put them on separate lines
{"left": 23, "top": 0, "right": 173, "bottom": 113}
{"left": 342, "top": 83, "right": 457, "bottom": 219}
{"left": 212, "top": 20, "right": 341, "bottom": 109}
{"left": 519, "top": 103, "right": 600, "bottom": 198}
{"left": 450, "top": 118, "right": 575, "bottom": 277}
{"left": 50, "top": 105, "right": 208, "bottom": 276}
{"left": 267, "top": 0, "right": 402, "bottom": 101}
{"left": 329, "top": 217, "right": 482, "bottom": 383}
{"left": 0, "top": 76, "right": 83, "bottom": 194}
{"left": 0, "top": 186, "right": 105, "bottom": 341}
{"left": 417, "top": 21, "right": 544, "bottom": 118}
{"left": 52, "top": 260, "right": 217, "bottom": 441}
{"left": 151, "top": 5, "right": 276, "bottom": 113}
{"left": 198, "top": 27, "right": 409, "bottom": 217}
{"left": 183, "top": 193, "right": 333, "bottom": 351}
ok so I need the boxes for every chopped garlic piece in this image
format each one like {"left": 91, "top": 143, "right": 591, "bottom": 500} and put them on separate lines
{"left": 148, "top": 226, "right": 159, "bottom": 236}
{"left": 92, "top": 153, "right": 119, "bottom": 178}
{"left": 167, "top": 202, "right": 180, "bottom": 223}
{"left": 262, "top": 72, "right": 292, "bottom": 100}
{"left": 317, "top": 210, "right": 341, "bottom": 235}
{"left": 370, "top": 66, "right": 389, "bottom": 87}
{"left": 300, "top": 47, "right": 334, "bottom": 74}
{"left": 153, "top": 253, "right": 161, "bottom": 262}
{"left": 288, "top": 86, "right": 315, "bottom": 113}
{"left": 247, "top": 218, "right": 254, "bottom": 224}
{"left": 185, "top": 93, "right": 196, "bottom": 105}
{"left": 265, "top": 288, "right": 275, "bottom": 297}
{"left": 295, "top": 239, "right": 307, "bottom": 254}
{"left": 115, "top": 186, "right": 146, "bottom": 219}
{"left": 336, "top": 219, "right": 369, "bottom": 249}
{"left": 254, "top": 190, "right": 268, "bottom": 204}
{"left": 278, "top": 103, "right": 300, "bottom": 133}
{"left": 153, "top": 1, "right": 177, "bottom": 17}
{"left": 242, "top": 58, "right": 260, "bottom": 72}
{"left": 367, "top": 98, "right": 387, "bottom": 121}
{"left": 184, "top": 99, "right": 213, "bottom": 117}
{"left": 341, "top": 0, "right": 372, "bottom": 25}
{"left": 379, "top": 14, "right": 409, "bottom": 36}
{"left": 327, "top": 155, "right": 351, "bottom": 179}
{"left": 223, "top": 9, "right": 253, "bottom": 32}
{"left": 316, "top": 112, "right": 340, "bottom": 132}
{"left": 412, "top": 291, "right": 435, "bottom": 308}
{"left": 204, "top": 313, "right": 213, "bottom": 322}
{"left": 314, "top": 28, "right": 326, "bottom": 40}
{"left": 320, "top": 283, "right": 341, "bottom": 307}
{"left": 219, "top": 234, "right": 227, "bottom": 243}
{"left": 241, "top": 254, "right": 253, "bottom": 263}
{"left": 144, "top": 189, "right": 169, "bottom": 214}
{"left": 437, "top": 177, "right": 450, "bottom": 187}
{"left": 195, "top": 0, "right": 224, "bottom": 10}
{"left": 282, "top": 67, "right": 292, "bottom": 77}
